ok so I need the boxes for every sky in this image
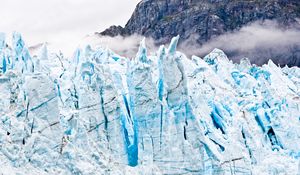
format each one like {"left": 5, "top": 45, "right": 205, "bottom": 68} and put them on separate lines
{"left": 0, "top": 0, "right": 140, "bottom": 52}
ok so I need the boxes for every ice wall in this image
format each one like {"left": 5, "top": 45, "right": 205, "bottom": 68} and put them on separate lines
{"left": 0, "top": 32, "right": 299, "bottom": 175}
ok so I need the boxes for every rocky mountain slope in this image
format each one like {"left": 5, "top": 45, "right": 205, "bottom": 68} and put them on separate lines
{"left": 100, "top": 0, "right": 300, "bottom": 66}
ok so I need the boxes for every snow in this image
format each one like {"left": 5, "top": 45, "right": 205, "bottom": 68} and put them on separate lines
{"left": 0, "top": 32, "right": 300, "bottom": 174}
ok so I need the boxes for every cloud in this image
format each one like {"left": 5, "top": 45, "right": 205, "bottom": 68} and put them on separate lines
{"left": 178, "top": 20, "right": 300, "bottom": 66}
{"left": 0, "top": 0, "right": 140, "bottom": 47}
{"left": 71, "top": 20, "right": 299, "bottom": 67}
{"left": 80, "top": 34, "right": 158, "bottom": 59}
{"left": 80, "top": 21, "right": 300, "bottom": 66}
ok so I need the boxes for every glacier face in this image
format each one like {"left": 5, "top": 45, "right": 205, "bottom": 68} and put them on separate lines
{"left": 0, "top": 32, "right": 300, "bottom": 175}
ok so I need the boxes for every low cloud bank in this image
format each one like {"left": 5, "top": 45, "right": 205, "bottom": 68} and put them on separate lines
{"left": 179, "top": 20, "right": 300, "bottom": 66}
{"left": 82, "top": 34, "right": 158, "bottom": 59}
{"left": 78, "top": 20, "right": 300, "bottom": 66}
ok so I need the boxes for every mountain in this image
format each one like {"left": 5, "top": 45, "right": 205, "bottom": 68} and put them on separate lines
{"left": 1, "top": 32, "right": 300, "bottom": 174}
{"left": 99, "top": 0, "right": 300, "bottom": 66}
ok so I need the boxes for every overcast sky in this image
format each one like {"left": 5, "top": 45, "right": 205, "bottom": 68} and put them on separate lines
{"left": 0, "top": 0, "right": 140, "bottom": 51}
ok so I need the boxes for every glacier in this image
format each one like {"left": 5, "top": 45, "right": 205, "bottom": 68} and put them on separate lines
{"left": 0, "top": 32, "right": 300, "bottom": 175}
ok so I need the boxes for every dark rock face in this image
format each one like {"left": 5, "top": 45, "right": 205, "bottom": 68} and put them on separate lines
{"left": 100, "top": 25, "right": 127, "bottom": 37}
{"left": 100, "top": 0, "right": 300, "bottom": 66}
